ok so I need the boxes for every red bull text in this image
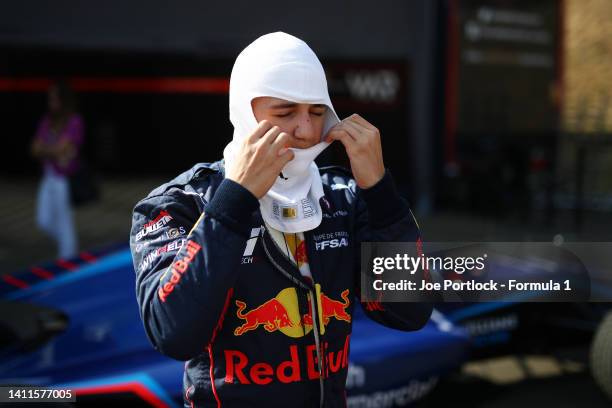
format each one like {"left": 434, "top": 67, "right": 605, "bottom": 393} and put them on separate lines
{"left": 157, "top": 240, "right": 201, "bottom": 302}
{"left": 224, "top": 335, "right": 351, "bottom": 385}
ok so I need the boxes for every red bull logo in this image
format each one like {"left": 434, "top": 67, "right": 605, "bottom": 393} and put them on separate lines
{"left": 234, "top": 299, "right": 294, "bottom": 336}
{"left": 224, "top": 335, "right": 351, "bottom": 385}
{"left": 234, "top": 285, "right": 351, "bottom": 337}
{"left": 157, "top": 240, "right": 201, "bottom": 302}
{"left": 302, "top": 289, "right": 351, "bottom": 327}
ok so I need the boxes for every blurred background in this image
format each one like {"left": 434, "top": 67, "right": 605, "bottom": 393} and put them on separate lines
{"left": 1, "top": 0, "right": 611, "bottom": 406}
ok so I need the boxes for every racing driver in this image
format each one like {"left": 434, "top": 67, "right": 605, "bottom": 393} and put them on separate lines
{"left": 130, "top": 32, "right": 432, "bottom": 408}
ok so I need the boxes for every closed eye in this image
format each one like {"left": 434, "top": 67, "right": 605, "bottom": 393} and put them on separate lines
{"left": 310, "top": 106, "right": 327, "bottom": 116}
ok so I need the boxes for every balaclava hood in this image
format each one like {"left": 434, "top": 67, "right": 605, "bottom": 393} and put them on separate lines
{"left": 224, "top": 32, "right": 340, "bottom": 233}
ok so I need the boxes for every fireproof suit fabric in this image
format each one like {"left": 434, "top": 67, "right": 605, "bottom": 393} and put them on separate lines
{"left": 130, "top": 160, "right": 432, "bottom": 408}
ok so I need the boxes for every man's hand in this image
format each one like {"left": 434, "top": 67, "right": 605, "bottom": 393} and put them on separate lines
{"left": 325, "top": 114, "right": 385, "bottom": 189}
{"left": 225, "top": 120, "right": 295, "bottom": 199}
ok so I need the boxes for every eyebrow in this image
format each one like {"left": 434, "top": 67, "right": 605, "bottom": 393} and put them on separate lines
{"left": 269, "top": 102, "right": 327, "bottom": 109}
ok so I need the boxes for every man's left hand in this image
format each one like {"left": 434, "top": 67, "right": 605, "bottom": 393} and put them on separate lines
{"left": 325, "top": 114, "right": 385, "bottom": 189}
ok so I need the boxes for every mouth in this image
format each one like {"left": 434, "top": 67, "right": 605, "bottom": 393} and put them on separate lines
{"left": 289, "top": 139, "right": 320, "bottom": 149}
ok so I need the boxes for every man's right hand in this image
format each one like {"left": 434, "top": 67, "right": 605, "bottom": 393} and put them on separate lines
{"left": 225, "top": 120, "right": 295, "bottom": 199}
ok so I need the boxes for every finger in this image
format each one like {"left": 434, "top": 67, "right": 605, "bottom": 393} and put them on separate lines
{"left": 342, "top": 119, "right": 367, "bottom": 140}
{"left": 260, "top": 125, "right": 283, "bottom": 145}
{"left": 276, "top": 148, "right": 295, "bottom": 167}
{"left": 271, "top": 132, "right": 292, "bottom": 156}
{"left": 348, "top": 115, "right": 379, "bottom": 141}
{"left": 323, "top": 124, "right": 340, "bottom": 142}
{"left": 325, "top": 129, "right": 356, "bottom": 150}
{"left": 349, "top": 113, "right": 376, "bottom": 130}
{"left": 247, "top": 120, "right": 274, "bottom": 143}
{"left": 344, "top": 115, "right": 369, "bottom": 132}
{"left": 326, "top": 124, "right": 357, "bottom": 142}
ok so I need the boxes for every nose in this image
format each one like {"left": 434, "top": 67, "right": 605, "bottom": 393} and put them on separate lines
{"left": 293, "top": 112, "right": 317, "bottom": 143}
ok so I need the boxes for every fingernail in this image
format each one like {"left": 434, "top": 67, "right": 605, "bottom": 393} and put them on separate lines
{"left": 278, "top": 147, "right": 289, "bottom": 156}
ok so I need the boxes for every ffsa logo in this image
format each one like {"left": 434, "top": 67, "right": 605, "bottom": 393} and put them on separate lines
{"left": 242, "top": 227, "right": 261, "bottom": 264}
{"left": 315, "top": 238, "right": 349, "bottom": 251}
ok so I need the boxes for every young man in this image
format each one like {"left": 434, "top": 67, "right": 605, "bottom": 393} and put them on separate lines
{"left": 130, "top": 32, "right": 432, "bottom": 408}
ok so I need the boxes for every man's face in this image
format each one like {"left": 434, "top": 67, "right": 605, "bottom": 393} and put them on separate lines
{"left": 251, "top": 96, "right": 327, "bottom": 149}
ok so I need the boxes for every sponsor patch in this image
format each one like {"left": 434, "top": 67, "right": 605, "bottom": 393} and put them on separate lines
{"left": 157, "top": 240, "right": 202, "bottom": 302}
{"left": 234, "top": 285, "right": 350, "bottom": 338}
{"left": 136, "top": 210, "right": 173, "bottom": 241}
{"left": 281, "top": 206, "right": 298, "bottom": 219}
{"left": 315, "top": 238, "right": 349, "bottom": 251}
{"left": 241, "top": 227, "right": 261, "bottom": 264}
{"left": 322, "top": 210, "right": 348, "bottom": 219}
{"left": 139, "top": 239, "right": 185, "bottom": 273}
{"left": 313, "top": 231, "right": 350, "bottom": 250}
{"left": 135, "top": 226, "right": 186, "bottom": 252}
{"left": 224, "top": 334, "right": 350, "bottom": 385}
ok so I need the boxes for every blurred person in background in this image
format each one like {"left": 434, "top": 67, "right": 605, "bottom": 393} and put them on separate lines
{"left": 31, "top": 80, "right": 83, "bottom": 259}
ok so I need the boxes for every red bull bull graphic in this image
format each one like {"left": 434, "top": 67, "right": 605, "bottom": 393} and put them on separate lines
{"left": 301, "top": 289, "right": 352, "bottom": 327}
{"left": 321, "top": 289, "right": 351, "bottom": 325}
{"left": 224, "top": 335, "right": 351, "bottom": 385}
{"left": 234, "top": 285, "right": 351, "bottom": 337}
{"left": 234, "top": 298, "right": 294, "bottom": 336}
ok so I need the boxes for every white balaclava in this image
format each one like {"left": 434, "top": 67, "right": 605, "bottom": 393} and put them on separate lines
{"left": 224, "top": 32, "right": 340, "bottom": 233}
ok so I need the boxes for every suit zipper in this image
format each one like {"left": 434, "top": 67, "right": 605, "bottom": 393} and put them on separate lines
{"left": 308, "top": 286, "right": 325, "bottom": 408}
{"left": 260, "top": 226, "right": 325, "bottom": 408}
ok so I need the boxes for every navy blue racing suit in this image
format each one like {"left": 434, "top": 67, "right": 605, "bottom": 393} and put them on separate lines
{"left": 129, "top": 160, "right": 432, "bottom": 407}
